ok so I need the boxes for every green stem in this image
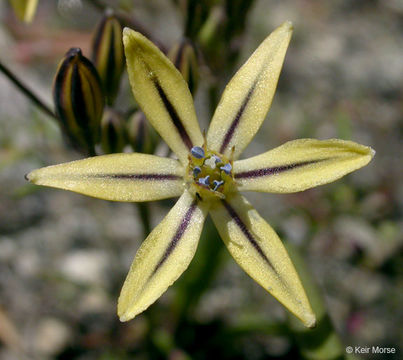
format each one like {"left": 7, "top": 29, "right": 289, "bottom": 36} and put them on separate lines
{"left": 284, "top": 242, "right": 348, "bottom": 359}
{"left": 0, "top": 60, "right": 57, "bottom": 121}
{"left": 136, "top": 202, "right": 151, "bottom": 239}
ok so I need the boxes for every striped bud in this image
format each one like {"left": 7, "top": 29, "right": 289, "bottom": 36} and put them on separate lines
{"left": 9, "top": 0, "right": 38, "bottom": 23}
{"left": 92, "top": 10, "right": 125, "bottom": 106}
{"left": 53, "top": 48, "right": 104, "bottom": 156}
{"left": 127, "top": 111, "right": 158, "bottom": 154}
{"left": 168, "top": 39, "right": 199, "bottom": 95}
{"left": 100, "top": 108, "right": 126, "bottom": 154}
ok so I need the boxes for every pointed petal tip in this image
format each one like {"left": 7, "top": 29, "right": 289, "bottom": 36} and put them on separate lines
{"left": 370, "top": 147, "right": 376, "bottom": 158}
{"left": 122, "top": 27, "right": 141, "bottom": 48}
{"left": 25, "top": 170, "right": 36, "bottom": 183}
{"left": 122, "top": 27, "right": 133, "bottom": 44}
{"left": 303, "top": 313, "right": 317, "bottom": 329}
{"left": 117, "top": 302, "right": 137, "bottom": 322}
{"left": 118, "top": 312, "right": 131, "bottom": 322}
{"left": 122, "top": 27, "right": 133, "bottom": 37}
{"left": 282, "top": 20, "right": 293, "bottom": 31}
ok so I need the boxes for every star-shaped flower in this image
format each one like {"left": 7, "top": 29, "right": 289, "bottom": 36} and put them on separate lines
{"left": 26, "top": 21, "right": 374, "bottom": 327}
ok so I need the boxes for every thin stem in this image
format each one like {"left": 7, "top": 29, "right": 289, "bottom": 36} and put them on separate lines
{"left": 0, "top": 60, "right": 57, "bottom": 121}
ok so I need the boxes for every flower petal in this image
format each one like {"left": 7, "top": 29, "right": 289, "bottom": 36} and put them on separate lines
{"left": 123, "top": 28, "right": 204, "bottom": 164}
{"left": 26, "top": 153, "right": 185, "bottom": 202}
{"left": 234, "top": 139, "right": 375, "bottom": 193}
{"left": 210, "top": 193, "right": 316, "bottom": 328}
{"left": 118, "top": 191, "right": 208, "bottom": 321}
{"left": 207, "top": 21, "right": 292, "bottom": 159}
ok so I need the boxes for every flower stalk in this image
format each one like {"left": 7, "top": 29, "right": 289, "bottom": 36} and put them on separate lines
{"left": 0, "top": 61, "right": 57, "bottom": 121}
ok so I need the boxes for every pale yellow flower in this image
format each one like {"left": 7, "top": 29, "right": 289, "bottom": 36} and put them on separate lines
{"left": 27, "top": 22, "right": 374, "bottom": 327}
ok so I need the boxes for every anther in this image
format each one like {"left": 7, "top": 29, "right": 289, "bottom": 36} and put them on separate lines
{"left": 193, "top": 166, "right": 201, "bottom": 176}
{"left": 198, "top": 175, "right": 210, "bottom": 186}
{"left": 213, "top": 180, "right": 224, "bottom": 191}
{"left": 220, "top": 163, "right": 232, "bottom": 174}
{"left": 213, "top": 155, "right": 221, "bottom": 164}
{"left": 191, "top": 146, "right": 205, "bottom": 159}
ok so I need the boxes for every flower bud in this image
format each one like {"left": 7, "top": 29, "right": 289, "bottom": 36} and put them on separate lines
{"left": 53, "top": 48, "right": 104, "bottom": 155}
{"left": 168, "top": 39, "right": 199, "bottom": 94}
{"left": 127, "top": 111, "right": 158, "bottom": 154}
{"left": 92, "top": 10, "right": 125, "bottom": 106}
{"left": 9, "top": 0, "right": 38, "bottom": 23}
{"left": 100, "top": 108, "right": 126, "bottom": 154}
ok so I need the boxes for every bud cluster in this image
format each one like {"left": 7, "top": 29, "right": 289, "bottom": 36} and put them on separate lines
{"left": 51, "top": 7, "right": 203, "bottom": 158}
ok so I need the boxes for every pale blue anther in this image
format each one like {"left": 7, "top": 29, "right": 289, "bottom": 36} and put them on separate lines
{"left": 220, "top": 163, "right": 232, "bottom": 174}
{"left": 213, "top": 180, "right": 224, "bottom": 191}
{"left": 198, "top": 175, "right": 210, "bottom": 186}
{"left": 193, "top": 166, "right": 201, "bottom": 176}
{"left": 213, "top": 155, "right": 221, "bottom": 164}
{"left": 191, "top": 146, "right": 205, "bottom": 159}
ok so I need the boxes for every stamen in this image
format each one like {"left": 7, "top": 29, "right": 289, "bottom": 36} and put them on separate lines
{"left": 191, "top": 146, "right": 205, "bottom": 159}
{"left": 213, "top": 180, "right": 224, "bottom": 191}
{"left": 213, "top": 155, "right": 221, "bottom": 164}
{"left": 187, "top": 148, "right": 234, "bottom": 199}
{"left": 220, "top": 163, "right": 232, "bottom": 174}
{"left": 198, "top": 175, "right": 210, "bottom": 186}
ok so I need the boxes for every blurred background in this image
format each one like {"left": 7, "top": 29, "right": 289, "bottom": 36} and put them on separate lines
{"left": 0, "top": 0, "right": 402, "bottom": 359}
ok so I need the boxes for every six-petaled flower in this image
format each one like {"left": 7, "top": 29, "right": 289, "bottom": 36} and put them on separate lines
{"left": 26, "top": 21, "right": 374, "bottom": 327}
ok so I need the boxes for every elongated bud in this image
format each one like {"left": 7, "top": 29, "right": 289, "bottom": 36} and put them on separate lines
{"left": 100, "top": 108, "right": 126, "bottom": 154}
{"left": 168, "top": 39, "right": 199, "bottom": 95}
{"left": 92, "top": 10, "right": 125, "bottom": 106}
{"left": 53, "top": 48, "right": 104, "bottom": 155}
{"left": 9, "top": 0, "right": 38, "bottom": 23}
{"left": 127, "top": 111, "right": 158, "bottom": 154}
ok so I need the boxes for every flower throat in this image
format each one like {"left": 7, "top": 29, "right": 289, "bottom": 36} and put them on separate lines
{"left": 186, "top": 145, "right": 235, "bottom": 200}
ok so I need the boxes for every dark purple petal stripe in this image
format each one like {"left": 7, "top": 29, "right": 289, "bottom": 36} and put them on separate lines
{"left": 222, "top": 200, "right": 275, "bottom": 272}
{"left": 70, "top": 63, "right": 94, "bottom": 148}
{"left": 93, "top": 173, "right": 181, "bottom": 180}
{"left": 152, "top": 200, "right": 198, "bottom": 275}
{"left": 219, "top": 82, "right": 256, "bottom": 154}
{"left": 153, "top": 79, "right": 193, "bottom": 150}
{"left": 235, "top": 159, "right": 324, "bottom": 179}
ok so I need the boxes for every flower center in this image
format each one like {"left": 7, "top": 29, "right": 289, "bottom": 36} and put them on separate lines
{"left": 186, "top": 146, "right": 235, "bottom": 201}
